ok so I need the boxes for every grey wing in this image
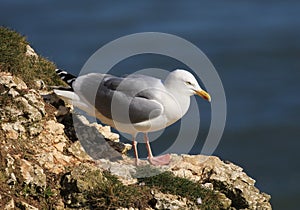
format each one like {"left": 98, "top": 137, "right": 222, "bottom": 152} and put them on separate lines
{"left": 73, "top": 73, "right": 164, "bottom": 124}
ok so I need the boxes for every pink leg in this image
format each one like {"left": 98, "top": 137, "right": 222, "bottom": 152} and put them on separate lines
{"left": 132, "top": 136, "right": 139, "bottom": 166}
{"left": 144, "top": 133, "right": 171, "bottom": 166}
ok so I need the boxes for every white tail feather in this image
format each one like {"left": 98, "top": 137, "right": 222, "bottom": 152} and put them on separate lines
{"left": 54, "top": 89, "right": 92, "bottom": 115}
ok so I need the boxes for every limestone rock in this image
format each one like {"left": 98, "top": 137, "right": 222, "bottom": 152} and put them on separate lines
{"left": 60, "top": 163, "right": 105, "bottom": 208}
{"left": 8, "top": 88, "right": 19, "bottom": 97}
{"left": 92, "top": 122, "right": 120, "bottom": 141}
{"left": 19, "top": 159, "right": 46, "bottom": 189}
{"left": 23, "top": 89, "right": 46, "bottom": 116}
{"left": 14, "top": 97, "right": 42, "bottom": 122}
{"left": 4, "top": 198, "right": 15, "bottom": 210}
{"left": 34, "top": 79, "right": 46, "bottom": 90}
{"left": 70, "top": 114, "right": 128, "bottom": 161}
{"left": 19, "top": 201, "right": 38, "bottom": 210}
{"left": 68, "top": 141, "right": 93, "bottom": 161}
{"left": 25, "top": 45, "right": 38, "bottom": 58}
{"left": 150, "top": 190, "right": 196, "bottom": 209}
{"left": 36, "top": 150, "right": 74, "bottom": 174}
{"left": 168, "top": 155, "right": 272, "bottom": 210}
{"left": 1, "top": 123, "right": 20, "bottom": 140}
{"left": 0, "top": 72, "right": 271, "bottom": 209}
{"left": 96, "top": 158, "right": 138, "bottom": 185}
{"left": 45, "top": 119, "right": 65, "bottom": 135}
{"left": 0, "top": 73, "right": 46, "bottom": 140}
{"left": 0, "top": 73, "right": 27, "bottom": 90}
{"left": 5, "top": 154, "right": 17, "bottom": 186}
{"left": 215, "top": 191, "right": 232, "bottom": 209}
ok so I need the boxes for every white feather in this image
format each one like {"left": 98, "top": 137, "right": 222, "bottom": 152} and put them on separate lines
{"left": 53, "top": 89, "right": 92, "bottom": 115}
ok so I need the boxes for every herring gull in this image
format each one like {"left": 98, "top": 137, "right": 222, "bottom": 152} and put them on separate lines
{"left": 54, "top": 69, "right": 211, "bottom": 165}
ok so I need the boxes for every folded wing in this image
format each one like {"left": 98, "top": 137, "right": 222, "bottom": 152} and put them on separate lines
{"left": 73, "top": 73, "right": 164, "bottom": 124}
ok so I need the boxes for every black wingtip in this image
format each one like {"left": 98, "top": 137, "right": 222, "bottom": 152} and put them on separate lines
{"left": 55, "top": 68, "right": 77, "bottom": 87}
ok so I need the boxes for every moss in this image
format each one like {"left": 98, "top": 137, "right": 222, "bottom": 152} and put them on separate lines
{"left": 0, "top": 26, "right": 65, "bottom": 88}
{"left": 139, "top": 171, "right": 222, "bottom": 209}
{"left": 63, "top": 168, "right": 222, "bottom": 209}
{"left": 96, "top": 171, "right": 151, "bottom": 209}
{"left": 61, "top": 166, "right": 152, "bottom": 209}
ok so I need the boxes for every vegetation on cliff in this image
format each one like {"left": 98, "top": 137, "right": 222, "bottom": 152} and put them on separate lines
{"left": 0, "top": 26, "right": 64, "bottom": 88}
{"left": 0, "top": 27, "right": 271, "bottom": 210}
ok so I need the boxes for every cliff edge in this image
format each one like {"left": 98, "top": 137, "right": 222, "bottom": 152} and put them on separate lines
{"left": 0, "top": 27, "right": 271, "bottom": 210}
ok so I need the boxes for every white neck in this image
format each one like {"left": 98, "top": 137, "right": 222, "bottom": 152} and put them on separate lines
{"left": 163, "top": 84, "right": 191, "bottom": 124}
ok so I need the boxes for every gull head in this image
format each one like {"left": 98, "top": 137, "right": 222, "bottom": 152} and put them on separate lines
{"left": 165, "top": 69, "right": 211, "bottom": 102}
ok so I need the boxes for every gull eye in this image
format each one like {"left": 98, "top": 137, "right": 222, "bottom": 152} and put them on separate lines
{"left": 185, "top": 81, "right": 192, "bottom": 85}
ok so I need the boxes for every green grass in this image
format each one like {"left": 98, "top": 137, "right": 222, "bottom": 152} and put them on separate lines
{"left": 79, "top": 170, "right": 222, "bottom": 209}
{"left": 139, "top": 171, "right": 222, "bottom": 209}
{"left": 61, "top": 168, "right": 151, "bottom": 209}
{"left": 0, "top": 26, "right": 65, "bottom": 88}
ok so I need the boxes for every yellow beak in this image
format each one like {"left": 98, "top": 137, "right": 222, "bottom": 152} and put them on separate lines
{"left": 194, "top": 90, "right": 211, "bottom": 102}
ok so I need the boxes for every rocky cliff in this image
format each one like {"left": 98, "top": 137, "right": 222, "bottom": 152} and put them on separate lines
{"left": 0, "top": 27, "right": 271, "bottom": 209}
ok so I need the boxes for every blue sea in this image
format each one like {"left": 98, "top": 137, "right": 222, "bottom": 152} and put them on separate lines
{"left": 1, "top": 1, "right": 300, "bottom": 209}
